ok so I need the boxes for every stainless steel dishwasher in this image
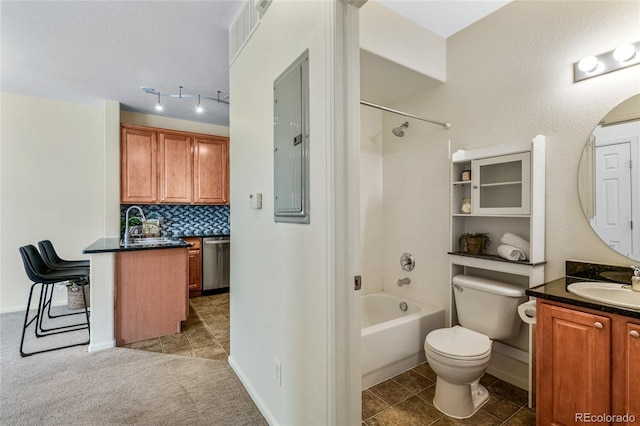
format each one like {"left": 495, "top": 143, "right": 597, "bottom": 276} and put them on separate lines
{"left": 202, "top": 236, "right": 230, "bottom": 291}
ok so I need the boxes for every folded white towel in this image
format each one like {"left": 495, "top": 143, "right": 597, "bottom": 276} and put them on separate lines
{"left": 497, "top": 244, "right": 527, "bottom": 261}
{"left": 500, "top": 232, "right": 530, "bottom": 259}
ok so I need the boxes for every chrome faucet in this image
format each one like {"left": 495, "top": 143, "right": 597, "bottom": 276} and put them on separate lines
{"left": 124, "top": 205, "right": 146, "bottom": 246}
{"left": 397, "top": 277, "right": 411, "bottom": 287}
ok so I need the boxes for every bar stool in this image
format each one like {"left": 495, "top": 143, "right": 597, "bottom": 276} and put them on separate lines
{"left": 37, "top": 240, "right": 90, "bottom": 322}
{"left": 18, "top": 245, "right": 90, "bottom": 357}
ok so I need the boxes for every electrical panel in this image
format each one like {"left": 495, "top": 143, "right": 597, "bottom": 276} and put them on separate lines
{"left": 273, "top": 50, "right": 310, "bottom": 224}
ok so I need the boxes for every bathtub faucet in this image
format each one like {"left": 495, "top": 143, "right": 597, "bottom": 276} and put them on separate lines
{"left": 397, "top": 277, "right": 411, "bottom": 287}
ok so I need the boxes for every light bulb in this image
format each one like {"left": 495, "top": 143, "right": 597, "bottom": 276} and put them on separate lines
{"left": 613, "top": 43, "right": 636, "bottom": 62}
{"left": 155, "top": 102, "right": 164, "bottom": 111}
{"left": 195, "top": 105, "right": 204, "bottom": 113}
{"left": 578, "top": 56, "right": 599, "bottom": 72}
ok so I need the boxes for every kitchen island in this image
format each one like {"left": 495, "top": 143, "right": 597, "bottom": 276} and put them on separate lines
{"left": 84, "top": 238, "right": 191, "bottom": 350}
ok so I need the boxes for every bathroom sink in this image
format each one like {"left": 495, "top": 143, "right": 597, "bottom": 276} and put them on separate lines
{"left": 567, "top": 281, "right": 640, "bottom": 310}
{"left": 120, "top": 237, "right": 184, "bottom": 247}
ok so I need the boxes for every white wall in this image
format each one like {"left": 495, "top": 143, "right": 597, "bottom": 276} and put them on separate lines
{"left": 360, "top": 106, "right": 384, "bottom": 294}
{"left": 228, "top": 1, "right": 338, "bottom": 424}
{"left": 390, "top": 1, "right": 640, "bottom": 291}
{"left": 0, "top": 93, "right": 116, "bottom": 312}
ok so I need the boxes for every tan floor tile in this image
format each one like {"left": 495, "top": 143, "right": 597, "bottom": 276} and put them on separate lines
{"left": 167, "top": 348, "right": 194, "bottom": 357}
{"left": 130, "top": 337, "right": 161, "bottom": 350}
{"left": 479, "top": 372, "right": 499, "bottom": 387}
{"left": 194, "top": 345, "right": 228, "bottom": 360}
{"left": 362, "top": 390, "right": 389, "bottom": 421}
{"left": 453, "top": 409, "right": 502, "bottom": 426}
{"left": 187, "top": 331, "right": 217, "bottom": 349}
{"left": 505, "top": 407, "right": 536, "bottom": 426}
{"left": 488, "top": 379, "right": 528, "bottom": 406}
{"left": 218, "top": 338, "right": 230, "bottom": 354}
{"left": 411, "top": 362, "right": 436, "bottom": 380}
{"left": 481, "top": 394, "right": 520, "bottom": 421}
{"left": 393, "top": 395, "right": 443, "bottom": 425}
{"left": 416, "top": 384, "right": 436, "bottom": 405}
{"left": 393, "top": 369, "right": 434, "bottom": 393}
{"left": 366, "top": 408, "right": 414, "bottom": 426}
{"left": 369, "top": 379, "right": 413, "bottom": 406}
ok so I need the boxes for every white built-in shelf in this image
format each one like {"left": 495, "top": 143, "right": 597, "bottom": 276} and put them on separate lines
{"left": 452, "top": 213, "right": 531, "bottom": 218}
{"left": 480, "top": 181, "right": 522, "bottom": 188}
{"left": 453, "top": 180, "right": 472, "bottom": 185}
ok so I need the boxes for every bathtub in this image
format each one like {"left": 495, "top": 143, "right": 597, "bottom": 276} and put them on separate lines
{"left": 361, "top": 292, "right": 445, "bottom": 389}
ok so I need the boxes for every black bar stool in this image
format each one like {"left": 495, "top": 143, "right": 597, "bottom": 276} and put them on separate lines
{"left": 18, "top": 245, "right": 90, "bottom": 357}
{"left": 37, "top": 240, "right": 90, "bottom": 322}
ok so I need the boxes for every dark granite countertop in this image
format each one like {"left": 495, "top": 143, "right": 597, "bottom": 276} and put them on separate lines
{"left": 527, "top": 276, "right": 640, "bottom": 319}
{"left": 83, "top": 237, "right": 191, "bottom": 254}
{"left": 176, "top": 233, "right": 230, "bottom": 239}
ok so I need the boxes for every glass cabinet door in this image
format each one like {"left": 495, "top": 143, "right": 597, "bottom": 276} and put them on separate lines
{"left": 472, "top": 152, "right": 531, "bottom": 215}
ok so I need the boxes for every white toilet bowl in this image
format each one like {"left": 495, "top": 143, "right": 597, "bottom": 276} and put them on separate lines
{"left": 424, "top": 326, "right": 492, "bottom": 419}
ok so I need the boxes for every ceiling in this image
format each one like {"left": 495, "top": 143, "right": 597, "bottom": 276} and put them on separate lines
{"left": 1, "top": 0, "right": 510, "bottom": 127}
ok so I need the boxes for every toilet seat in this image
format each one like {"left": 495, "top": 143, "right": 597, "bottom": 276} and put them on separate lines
{"left": 425, "top": 326, "right": 491, "bottom": 361}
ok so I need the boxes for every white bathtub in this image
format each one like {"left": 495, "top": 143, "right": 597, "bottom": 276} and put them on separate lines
{"left": 361, "top": 292, "right": 445, "bottom": 389}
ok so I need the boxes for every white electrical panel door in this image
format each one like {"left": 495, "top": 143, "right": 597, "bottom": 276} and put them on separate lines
{"left": 274, "top": 50, "right": 309, "bottom": 223}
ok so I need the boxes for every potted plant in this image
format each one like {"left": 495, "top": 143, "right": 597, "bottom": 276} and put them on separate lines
{"left": 458, "top": 232, "right": 491, "bottom": 255}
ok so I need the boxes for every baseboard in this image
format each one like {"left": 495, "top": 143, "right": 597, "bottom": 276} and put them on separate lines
{"left": 88, "top": 340, "right": 115, "bottom": 352}
{"left": 1, "top": 300, "right": 67, "bottom": 314}
{"left": 228, "top": 355, "right": 278, "bottom": 426}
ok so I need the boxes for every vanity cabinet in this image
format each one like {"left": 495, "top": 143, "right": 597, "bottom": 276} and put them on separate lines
{"left": 120, "top": 124, "right": 229, "bottom": 205}
{"left": 183, "top": 237, "right": 202, "bottom": 298}
{"left": 537, "top": 299, "right": 640, "bottom": 425}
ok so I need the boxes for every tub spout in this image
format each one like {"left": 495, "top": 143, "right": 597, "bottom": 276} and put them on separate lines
{"left": 397, "top": 277, "right": 411, "bottom": 287}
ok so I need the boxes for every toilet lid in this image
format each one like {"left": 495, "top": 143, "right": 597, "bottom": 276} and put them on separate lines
{"left": 426, "top": 326, "right": 492, "bottom": 359}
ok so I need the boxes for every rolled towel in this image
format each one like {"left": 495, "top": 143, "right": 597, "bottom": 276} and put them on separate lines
{"left": 500, "top": 232, "right": 530, "bottom": 259}
{"left": 497, "top": 244, "right": 527, "bottom": 261}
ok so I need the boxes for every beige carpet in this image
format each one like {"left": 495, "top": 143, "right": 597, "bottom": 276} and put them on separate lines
{"left": 0, "top": 309, "right": 266, "bottom": 425}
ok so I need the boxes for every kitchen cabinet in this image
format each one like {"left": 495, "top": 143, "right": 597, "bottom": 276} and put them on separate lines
{"left": 183, "top": 237, "right": 202, "bottom": 298}
{"left": 114, "top": 247, "right": 188, "bottom": 345}
{"left": 537, "top": 299, "right": 640, "bottom": 425}
{"left": 159, "top": 132, "right": 192, "bottom": 204}
{"left": 120, "top": 124, "right": 229, "bottom": 205}
{"left": 120, "top": 127, "right": 158, "bottom": 203}
{"left": 193, "top": 136, "right": 229, "bottom": 204}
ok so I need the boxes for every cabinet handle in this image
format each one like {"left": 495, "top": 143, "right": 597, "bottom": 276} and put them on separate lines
{"left": 631, "top": 330, "right": 640, "bottom": 338}
{"left": 594, "top": 322, "right": 604, "bottom": 329}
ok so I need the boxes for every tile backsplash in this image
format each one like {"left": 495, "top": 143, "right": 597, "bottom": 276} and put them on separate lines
{"left": 121, "top": 204, "right": 230, "bottom": 237}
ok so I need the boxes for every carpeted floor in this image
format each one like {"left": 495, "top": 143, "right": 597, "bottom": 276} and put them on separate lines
{"left": 0, "top": 307, "right": 266, "bottom": 426}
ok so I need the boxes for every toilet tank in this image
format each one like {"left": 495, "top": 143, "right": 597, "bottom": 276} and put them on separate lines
{"left": 452, "top": 275, "right": 527, "bottom": 340}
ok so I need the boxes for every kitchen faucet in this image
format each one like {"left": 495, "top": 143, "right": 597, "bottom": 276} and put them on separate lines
{"left": 124, "top": 205, "right": 146, "bottom": 246}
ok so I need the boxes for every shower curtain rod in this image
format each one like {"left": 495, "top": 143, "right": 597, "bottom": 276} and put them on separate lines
{"left": 360, "top": 100, "right": 451, "bottom": 129}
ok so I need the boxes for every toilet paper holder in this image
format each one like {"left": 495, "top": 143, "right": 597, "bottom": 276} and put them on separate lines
{"left": 523, "top": 308, "right": 536, "bottom": 318}
{"left": 518, "top": 300, "right": 537, "bottom": 325}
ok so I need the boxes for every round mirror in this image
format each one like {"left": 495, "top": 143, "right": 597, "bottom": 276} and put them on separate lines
{"left": 578, "top": 94, "right": 640, "bottom": 261}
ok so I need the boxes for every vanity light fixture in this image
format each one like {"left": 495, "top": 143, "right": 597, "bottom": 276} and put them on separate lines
{"left": 574, "top": 41, "right": 640, "bottom": 82}
{"left": 141, "top": 86, "right": 229, "bottom": 114}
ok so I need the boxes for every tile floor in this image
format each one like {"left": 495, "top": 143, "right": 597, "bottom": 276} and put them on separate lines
{"left": 120, "top": 292, "right": 230, "bottom": 360}
{"left": 125, "top": 293, "right": 535, "bottom": 425}
{"left": 363, "top": 363, "right": 536, "bottom": 426}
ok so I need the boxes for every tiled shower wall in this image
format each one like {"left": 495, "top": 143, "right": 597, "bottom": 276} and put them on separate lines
{"left": 120, "top": 204, "right": 230, "bottom": 236}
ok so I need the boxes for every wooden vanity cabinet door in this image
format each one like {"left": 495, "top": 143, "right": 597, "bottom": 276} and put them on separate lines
{"left": 612, "top": 319, "right": 640, "bottom": 425}
{"left": 537, "top": 301, "right": 611, "bottom": 425}
{"left": 158, "top": 132, "right": 192, "bottom": 204}
{"left": 193, "top": 136, "right": 229, "bottom": 204}
{"left": 121, "top": 126, "right": 157, "bottom": 203}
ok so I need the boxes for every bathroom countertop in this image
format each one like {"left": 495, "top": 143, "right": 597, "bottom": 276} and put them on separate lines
{"left": 527, "top": 277, "right": 640, "bottom": 319}
{"left": 83, "top": 238, "right": 191, "bottom": 254}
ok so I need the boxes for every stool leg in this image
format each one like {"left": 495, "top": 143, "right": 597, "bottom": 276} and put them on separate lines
{"left": 80, "top": 282, "right": 90, "bottom": 334}
{"left": 20, "top": 282, "right": 40, "bottom": 357}
{"left": 45, "top": 280, "right": 88, "bottom": 319}
{"left": 35, "top": 282, "right": 89, "bottom": 336}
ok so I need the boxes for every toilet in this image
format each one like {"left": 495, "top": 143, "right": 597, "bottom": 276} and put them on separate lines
{"left": 424, "top": 274, "right": 526, "bottom": 419}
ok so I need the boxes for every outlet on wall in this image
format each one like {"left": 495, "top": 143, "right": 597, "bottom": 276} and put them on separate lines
{"left": 274, "top": 359, "right": 282, "bottom": 386}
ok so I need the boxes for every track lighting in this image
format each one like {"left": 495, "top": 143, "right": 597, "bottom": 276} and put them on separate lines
{"left": 141, "top": 86, "right": 229, "bottom": 114}
{"left": 574, "top": 41, "right": 640, "bottom": 82}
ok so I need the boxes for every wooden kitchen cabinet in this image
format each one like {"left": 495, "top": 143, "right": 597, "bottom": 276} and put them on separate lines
{"left": 193, "top": 136, "right": 229, "bottom": 204}
{"left": 114, "top": 248, "right": 188, "bottom": 345}
{"left": 120, "top": 127, "right": 158, "bottom": 203}
{"left": 537, "top": 300, "right": 640, "bottom": 425}
{"left": 120, "top": 124, "right": 229, "bottom": 205}
{"left": 183, "top": 237, "right": 202, "bottom": 298}
{"left": 158, "top": 132, "right": 192, "bottom": 204}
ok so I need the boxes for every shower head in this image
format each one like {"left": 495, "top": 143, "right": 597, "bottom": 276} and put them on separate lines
{"left": 392, "top": 122, "right": 409, "bottom": 137}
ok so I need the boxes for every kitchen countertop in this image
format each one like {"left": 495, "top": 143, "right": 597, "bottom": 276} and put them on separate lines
{"left": 527, "top": 276, "right": 640, "bottom": 319}
{"left": 83, "top": 237, "right": 191, "bottom": 254}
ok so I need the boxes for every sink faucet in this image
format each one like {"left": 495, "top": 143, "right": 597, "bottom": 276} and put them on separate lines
{"left": 124, "top": 205, "right": 146, "bottom": 246}
{"left": 397, "top": 277, "right": 411, "bottom": 287}
{"left": 632, "top": 265, "right": 640, "bottom": 292}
